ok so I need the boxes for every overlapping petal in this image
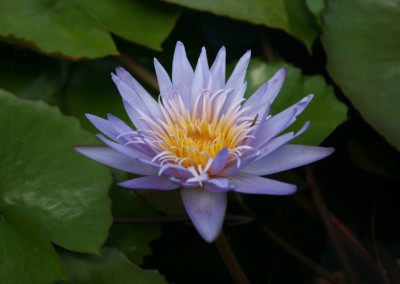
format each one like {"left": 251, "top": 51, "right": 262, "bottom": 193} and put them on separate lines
{"left": 243, "top": 145, "right": 334, "bottom": 176}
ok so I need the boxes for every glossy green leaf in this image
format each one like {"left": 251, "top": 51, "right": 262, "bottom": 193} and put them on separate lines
{"left": 76, "top": 0, "right": 181, "bottom": 51}
{"left": 0, "top": 210, "right": 67, "bottom": 284}
{"left": 0, "top": 90, "right": 113, "bottom": 254}
{"left": 57, "top": 247, "right": 168, "bottom": 284}
{"left": 305, "top": 0, "right": 324, "bottom": 25}
{"left": 0, "top": 0, "right": 118, "bottom": 60}
{"left": 163, "top": 0, "right": 319, "bottom": 52}
{"left": 107, "top": 178, "right": 161, "bottom": 265}
{"left": 321, "top": 0, "right": 400, "bottom": 151}
{"left": 242, "top": 59, "right": 347, "bottom": 145}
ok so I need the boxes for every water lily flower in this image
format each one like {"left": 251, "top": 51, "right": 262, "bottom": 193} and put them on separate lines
{"left": 74, "top": 42, "right": 334, "bottom": 242}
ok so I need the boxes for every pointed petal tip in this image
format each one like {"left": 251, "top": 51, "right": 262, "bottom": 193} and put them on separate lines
{"left": 181, "top": 188, "right": 227, "bottom": 243}
{"left": 115, "top": 66, "right": 125, "bottom": 74}
{"left": 176, "top": 41, "right": 185, "bottom": 50}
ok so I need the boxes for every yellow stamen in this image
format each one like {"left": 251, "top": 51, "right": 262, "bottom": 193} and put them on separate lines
{"left": 148, "top": 92, "right": 254, "bottom": 171}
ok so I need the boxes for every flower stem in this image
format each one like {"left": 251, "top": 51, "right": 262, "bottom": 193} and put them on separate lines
{"left": 306, "top": 165, "right": 360, "bottom": 284}
{"left": 215, "top": 232, "right": 250, "bottom": 284}
{"left": 258, "top": 27, "right": 275, "bottom": 62}
{"left": 234, "top": 193, "right": 347, "bottom": 284}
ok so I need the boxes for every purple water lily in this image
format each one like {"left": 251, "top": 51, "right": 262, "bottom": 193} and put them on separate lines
{"left": 75, "top": 42, "right": 334, "bottom": 242}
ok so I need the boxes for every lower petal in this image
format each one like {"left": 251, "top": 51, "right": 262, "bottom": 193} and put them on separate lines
{"left": 74, "top": 145, "right": 157, "bottom": 175}
{"left": 118, "top": 175, "right": 179, "bottom": 190}
{"left": 229, "top": 172, "right": 296, "bottom": 195}
{"left": 181, "top": 188, "right": 227, "bottom": 242}
{"left": 243, "top": 144, "right": 334, "bottom": 176}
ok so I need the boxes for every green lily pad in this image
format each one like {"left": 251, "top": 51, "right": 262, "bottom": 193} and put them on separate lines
{"left": 305, "top": 0, "right": 324, "bottom": 25}
{"left": 0, "top": 0, "right": 118, "bottom": 60}
{"left": 0, "top": 210, "right": 67, "bottom": 284}
{"left": 0, "top": 0, "right": 180, "bottom": 60}
{"left": 76, "top": 0, "right": 181, "bottom": 51}
{"left": 57, "top": 247, "right": 168, "bottom": 284}
{"left": 163, "top": 0, "right": 319, "bottom": 52}
{"left": 321, "top": 0, "right": 400, "bottom": 151}
{"left": 0, "top": 90, "right": 113, "bottom": 254}
{"left": 242, "top": 59, "right": 347, "bottom": 146}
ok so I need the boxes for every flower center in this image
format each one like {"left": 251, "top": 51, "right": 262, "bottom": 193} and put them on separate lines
{"left": 150, "top": 90, "right": 254, "bottom": 171}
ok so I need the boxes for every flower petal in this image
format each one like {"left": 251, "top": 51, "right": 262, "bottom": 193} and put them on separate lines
{"left": 243, "top": 144, "right": 334, "bottom": 176}
{"left": 226, "top": 50, "right": 251, "bottom": 92}
{"left": 97, "top": 134, "right": 155, "bottom": 160}
{"left": 118, "top": 175, "right": 179, "bottom": 190}
{"left": 256, "top": 121, "right": 310, "bottom": 156}
{"left": 249, "top": 95, "right": 313, "bottom": 148}
{"left": 113, "top": 70, "right": 163, "bottom": 123}
{"left": 74, "top": 145, "right": 157, "bottom": 175}
{"left": 209, "top": 147, "right": 229, "bottom": 175}
{"left": 191, "top": 48, "right": 207, "bottom": 110}
{"left": 107, "top": 113, "right": 135, "bottom": 136}
{"left": 242, "top": 68, "right": 286, "bottom": 117}
{"left": 181, "top": 188, "right": 227, "bottom": 242}
{"left": 154, "top": 58, "right": 173, "bottom": 98}
{"left": 172, "top": 41, "right": 194, "bottom": 107}
{"left": 210, "top": 46, "right": 226, "bottom": 92}
{"left": 204, "top": 178, "right": 235, "bottom": 192}
{"left": 86, "top": 114, "right": 118, "bottom": 140}
{"left": 229, "top": 172, "right": 296, "bottom": 195}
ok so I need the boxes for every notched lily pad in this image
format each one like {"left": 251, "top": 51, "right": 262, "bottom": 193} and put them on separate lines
{"left": 0, "top": 90, "right": 113, "bottom": 254}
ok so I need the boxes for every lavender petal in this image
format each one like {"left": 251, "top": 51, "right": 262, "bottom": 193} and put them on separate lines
{"left": 181, "top": 188, "right": 227, "bottom": 242}
{"left": 74, "top": 145, "right": 157, "bottom": 175}
{"left": 243, "top": 145, "right": 334, "bottom": 176}
{"left": 229, "top": 172, "right": 296, "bottom": 195}
{"left": 210, "top": 46, "right": 226, "bottom": 92}
{"left": 118, "top": 175, "right": 179, "bottom": 190}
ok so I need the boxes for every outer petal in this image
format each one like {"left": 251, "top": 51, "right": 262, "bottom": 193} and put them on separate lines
{"left": 191, "top": 48, "right": 207, "bottom": 111}
{"left": 256, "top": 121, "right": 310, "bottom": 157}
{"left": 97, "top": 134, "right": 155, "bottom": 160}
{"left": 86, "top": 114, "right": 118, "bottom": 140}
{"left": 154, "top": 58, "right": 173, "bottom": 98}
{"left": 118, "top": 175, "right": 179, "bottom": 190}
{"left": 181, "top": 188, "right": 227, "bottom": 242}
{"left": 243, "top": 145, "right": 334, "bottom": 176}
{"left": 249, "top": 94, "right": 313, "bottom": 148}
{"left": 172, "top": 41, "right": 194, "bottom": 107}
{"left": 241, "top": 68, "right": 286, "bottom": 117}
{"left": 204, "top": 178, "right": 236, "bottom": 192}
{"left": 226, "top": 50, "right": 251, "bottom": 92}
{"left": 74, "top": 145, "right": 157, "bottom": 175}
{"left": 107, "top": 114, "right": 135, "bottom": 136}
{"left": 112, "top": 73, "right": 163, "bottom": 125}
{"left": 229, "top": 172, "right": 296, "bottom": 195}
{"left": 115, "top": 67, "right": 163, "bottom": 122}
{"left": 210, "top": 46, "right": 226, "bottom": 92}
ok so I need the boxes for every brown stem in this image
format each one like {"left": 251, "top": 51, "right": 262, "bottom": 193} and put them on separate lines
{"left": 234, "top": 193, "right": 347, "bottom": 284}
{"left": 306, "top": 165, "right": 359, "bottom": 284}
{"left": 115, "top": 53, "right": 159, "bottom": 91}
{"left": 371, "top": 205, "right": 391, "bottom": 284}
{"left": 258, "top": 27, "right": 275, "bottom": 62}
{"left": 215, "top": 232, "right": 250, "bottom": 284}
